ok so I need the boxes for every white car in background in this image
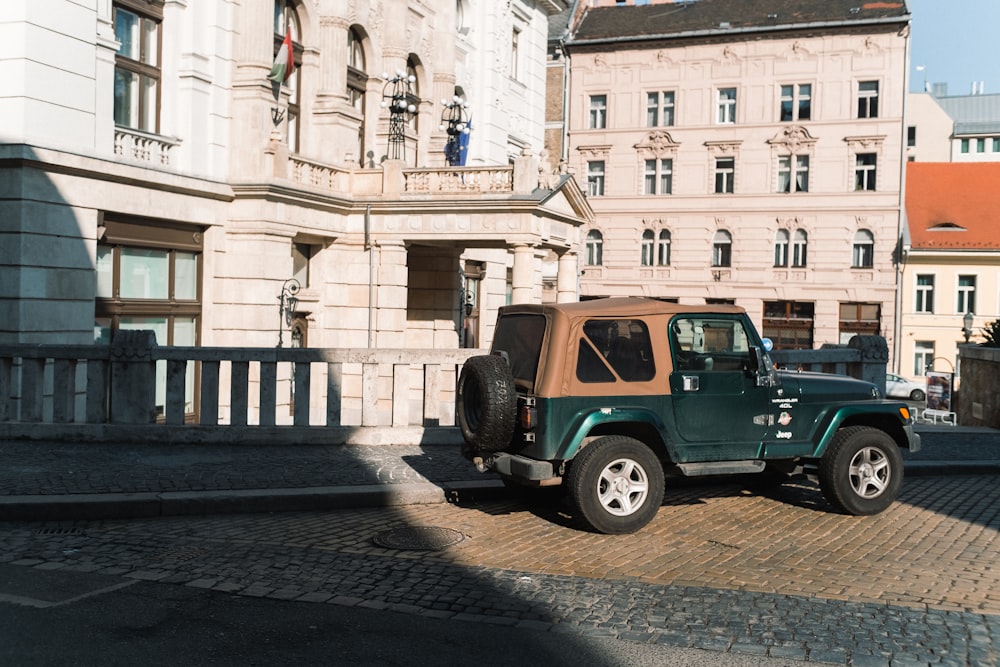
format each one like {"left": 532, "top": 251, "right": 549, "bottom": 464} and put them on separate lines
{"left": 886, "top": 373, "right": 926, "bottom": 402}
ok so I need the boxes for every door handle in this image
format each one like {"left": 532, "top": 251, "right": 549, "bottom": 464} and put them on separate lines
{"left": 682, "top": 375, "right": 700, "bottom": 392}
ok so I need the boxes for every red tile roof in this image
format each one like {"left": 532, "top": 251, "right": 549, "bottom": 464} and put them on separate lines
{"left": 906, "top": 162, "right": 1000, "bottom": 251}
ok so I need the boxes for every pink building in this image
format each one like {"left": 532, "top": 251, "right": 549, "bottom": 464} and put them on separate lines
{"left": 564, "top": 0, "right": 910, "bottom": 354}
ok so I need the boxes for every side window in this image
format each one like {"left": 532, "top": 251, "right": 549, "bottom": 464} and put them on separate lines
{"left": 577, "top": 319, "right": 655, "bottom": 383}
{"left": 670, "top": 317, "right": 751, "bottom": 372}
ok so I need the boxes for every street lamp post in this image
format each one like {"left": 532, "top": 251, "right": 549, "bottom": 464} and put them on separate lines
{"left": 962, "top": 312, "right": 975, "bottom": 343}
{"left": 277, "top": 278, "right": 300, "bottom": 348}
{"left": 439, "top": 95, "right": 470, "bottom": 167}
{"left": 380, "top": 71, "right": 418, "bottom": 161}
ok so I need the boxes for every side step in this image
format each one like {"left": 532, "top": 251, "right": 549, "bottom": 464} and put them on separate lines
{"left": 676, "top": 460, "right": 766, "bottom": 477}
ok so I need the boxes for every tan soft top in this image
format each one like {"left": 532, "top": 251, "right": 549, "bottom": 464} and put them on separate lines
{"left": 498, "top": 298, "right": 747, "bottom": 397}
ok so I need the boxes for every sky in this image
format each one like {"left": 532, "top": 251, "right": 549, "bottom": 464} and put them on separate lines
{"left": 907, "top": 0, "right": 1000, "bottom": 96}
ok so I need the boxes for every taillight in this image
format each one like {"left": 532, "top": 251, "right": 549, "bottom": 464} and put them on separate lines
{"left": 519, "top": 404, "right": 536, "bottom": 430}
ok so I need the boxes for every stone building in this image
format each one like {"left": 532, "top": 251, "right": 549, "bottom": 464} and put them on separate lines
{"left": 1, "top": 0, "right": 591, "bottom": 359}
{"left": 563, "top": 0, "right": 910, "bottom": 356}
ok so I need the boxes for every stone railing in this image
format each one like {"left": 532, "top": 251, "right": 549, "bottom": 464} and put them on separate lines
{"left": 0, "top": 333, "right": 891, "bottom": 444}
{"left": 0, "top": 331, "right": 478, "bottom": 445}
{"left": 769, "top": 335, "right": 888, "bottom": 394}
{"left": 114, "top": 127, "right": 181, "bottom": 167}
{"left": 402, "top": 167, "right": 514, "bottom": 194}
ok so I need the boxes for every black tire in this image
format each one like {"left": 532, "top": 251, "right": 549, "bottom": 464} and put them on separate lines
{"left": 909, "top": 388, "right": 926, "bottom": 402}
{"left": 457, "top": 355, "right": 517, "bottom": 453}
{"left": 566, "top": 435, "right": 664, "bottom": 534}
{"left": 818, "top": 426, "right": 903, "bottom": 516}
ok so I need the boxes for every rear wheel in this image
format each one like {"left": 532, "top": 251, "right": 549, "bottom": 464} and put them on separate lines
{"left": 457, "top": 355, "right": 516, "bottom": 453}
{"left": 566, "top": 436, "right": 664, "bottom": 534}
{"left": 818, "top": 426, "right": 902, "bottom": 515}
{"left": 909, "top": 388, "right": 926, "bottom": 402}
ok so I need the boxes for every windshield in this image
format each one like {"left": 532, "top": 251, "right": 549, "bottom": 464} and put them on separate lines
{"left": 491, "top": 314, "right": 546, "bottom": 384}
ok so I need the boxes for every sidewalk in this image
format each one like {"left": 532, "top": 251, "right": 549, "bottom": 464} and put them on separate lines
{"left": 0, "top": 424, "right": 997, "bottom": 521}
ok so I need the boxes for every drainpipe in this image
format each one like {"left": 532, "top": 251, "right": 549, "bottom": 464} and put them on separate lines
{"left": 366, "top": 205, "right": 375, "bottom": 348}
{"left": 893, "top": 20, "right": 913, "bottom": 374}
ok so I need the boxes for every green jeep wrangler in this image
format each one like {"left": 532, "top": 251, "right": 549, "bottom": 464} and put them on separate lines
{"left": 457, "top": 298, "right": 920, "bottom": 534}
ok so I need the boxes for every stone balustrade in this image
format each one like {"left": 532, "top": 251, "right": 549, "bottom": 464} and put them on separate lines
{"left": 0, "top": 333, "right": 894, "bottom": 443}
{"left": 114, "top": 127, "right": 180, "bottom": 166}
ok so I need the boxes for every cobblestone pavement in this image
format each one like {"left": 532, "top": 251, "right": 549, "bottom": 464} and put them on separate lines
{"left": 1, "top": 474, "right": 997, "bottom": 666}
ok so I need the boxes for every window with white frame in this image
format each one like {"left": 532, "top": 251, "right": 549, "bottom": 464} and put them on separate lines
{"left": 780, "top": 84, "right": 811, "bottom": 121}
{"left": 777, "top": 155, "right": 809, "bottom": 193}
{"left": 855, "top": 153, "right": 877, "bottom": 191}
{"left": 791, "top": 229, "right": 808, "bottom": 267}
{"left": 957, "top": 275, "right": 977, "bottom": 314}
{"left": 585, "top": 230, "right": 603, "bottom": 266}
{"left": 657, "top": 230, "right": 671, "bottom": 266}
{"left": 857, "top": 81, "right": 879, "bottom": 119}
{"left": 641, "top": 230, "right": 654, "bottom": 266}
{"left": 644, "top": 159, "right": 673, "bottom": 195}
{"left": 852, "top": 229, "right": 874, "bottom": 268}
{"left": 915, "top": 274, "right": 935, "bottom": 313}
{"left": 714, "top": 157, "right": 735, "bottom": 193}
{"left": 774, "top": 230, "right": 789, "bottom": 267}
{"left": 914, "top": 341, "right": 934, "bottom": 376}
{"left": 712, "top": 230, "right": 732, "bottom": 267}
{"left": 510, "top": 27, "right": 520, "bottom": 80}
{"left": 587, "top": 161, "right": 605, "bottom": 196}
{"left": 589, "top": 95, "right": 607, "bottom": 129}
{"left": 273, "top": 1, "right": 303, "bottom": 153}
{"left": 646, "top": 91, "right": 675, "bottom": 127}
{"left": 717, "top": 88, "right": 737, "bottom": 124}
{"left": 113, "top": 0, "right": 163, "bottom": 133}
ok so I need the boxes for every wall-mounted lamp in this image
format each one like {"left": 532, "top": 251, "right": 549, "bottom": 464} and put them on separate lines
{"left": 277, "top": 278, "right": 300, "bottom": 348}
{"left": 439, "top": 95, "right": 471, "bottom": 167}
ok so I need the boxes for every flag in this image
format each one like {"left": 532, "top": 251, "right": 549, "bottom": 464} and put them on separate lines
{"left": 268, "top": 28, "right": 294, "bottom": 84}
{"left": 457, "top": 120, "right": 471, "bottom": 166}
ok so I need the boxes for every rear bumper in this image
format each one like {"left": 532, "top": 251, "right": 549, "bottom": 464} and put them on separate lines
{"left": 487, "top": 452, "right": 557, "bottom": 482}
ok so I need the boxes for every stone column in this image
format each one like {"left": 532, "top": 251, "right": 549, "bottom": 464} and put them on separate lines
{"left": 557, "top": 251, "right": 579, "bottom": 303}
{"left": 510, "top": 244, "right": 535, "bottom": 304}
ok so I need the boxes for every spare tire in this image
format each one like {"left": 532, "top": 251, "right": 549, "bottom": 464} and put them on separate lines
{"left": 457, "top": 355, "right": 517, "bottom": 453}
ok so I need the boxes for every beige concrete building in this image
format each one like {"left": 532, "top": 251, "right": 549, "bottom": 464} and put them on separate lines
{"left": 900, "top": 163, "right": 1000, "bottom": 381}
{"left": 563, "top": 0, "right": 910, "bottom": 354}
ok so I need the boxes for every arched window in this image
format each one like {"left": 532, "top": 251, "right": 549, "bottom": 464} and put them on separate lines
{"left": 273, "top": 1, "right": 302, "bottom": 153}
{"left": 640, "top": 230, "right": 654, "bottom": 266}
{"left": 346, "top": 27, "right": 368, "bottom": 165}
{"left": 406, "top": 57, "right": 420, "bottom": 132}
{"left": 585, "top": 230, "right": 603, "bottom": 266}
{"left": 852, "top": 229, "right": 874, "bottom": 268}
{"left": 657, "top": 230, "right": 671, "bottom": 266}
{"left": 792, "top": 229, "right": 808, "bottom": 267}
{"left": 712, "top": 230, "right": 732, "bottom": 267}
{"left": 774, "top": 229, "right": 789, "bottom": 267}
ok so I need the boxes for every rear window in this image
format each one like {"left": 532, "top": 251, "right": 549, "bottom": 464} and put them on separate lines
{"left": 577, "top": 319, "right": 655, "bottom": 383}
{"left": 491, "top": 314, "right": 546, "bottom": 383}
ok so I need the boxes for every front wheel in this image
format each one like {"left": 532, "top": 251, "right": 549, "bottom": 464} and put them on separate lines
{"left": 566, "top": 436, "right": 664, "bottom": 534}
{"left": 909, "top": 388, "right": 926, "bottom": 402}
{"left": 818, "top": 426, "right": 903, "bottom": 515}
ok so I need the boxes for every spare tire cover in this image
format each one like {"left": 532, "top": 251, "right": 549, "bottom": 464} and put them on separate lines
{"left": 457, "top": 355, "right": 517, "bottom": 452}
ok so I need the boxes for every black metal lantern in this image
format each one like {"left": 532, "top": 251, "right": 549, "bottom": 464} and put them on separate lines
{"left": 380, "top": 71, "right": 418, "bottom": 161}
{"left": 439, "top": 96, "right": 470, "bottom": 166}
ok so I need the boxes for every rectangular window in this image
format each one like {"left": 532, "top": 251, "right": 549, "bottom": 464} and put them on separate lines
{"left": 714, "top": 158, "right": 734, "bottom": 193}
{"left": 780, "top": 84, "right": 811, "bottom": 121}
{"left": 589, "top": 95, "right": 607, "bottom": 129}
{"left": 114, "top": 1, "right": 162, "bottom": 132}
{"left": 643, "top": 159, "right": 672, "bottom": 195}
{"left": 587, "top": 161, "right": 605, "bottom": 196}
{"left": 977, "top": 138, "right": 986, "bottom": 153}
{"left": 839, "top": 302, "right": 881, "bottom": 341}
{"left": 907, "top": 126, "right": 916, "bottom": 147}
{"left": 95, "top": 216, "right": 203, "bottom": 419}
{"left": 646, "top": 91, "right": 675, "bottom": 127}
{"left": 914, "top": 341, "right": 934, "bottom": 376}
{"left": 510, "top": 28, "right": 520, "bottom": 80}
{"left": 763, "top": 301, "right": 815, "bottom": 350}
{"left": 993, "top": 138, "right": 1000, "bottom": 152}
{"left": 961, "top": 138, "right": 970, "bottom": 154}
{"left": 717, "top": 88, "right": 737, "bottom": 124}
{"left": 915, "top": 274, "right": 935, "bottom": 313}
{"left": 792, "top": 231, "right": 808, "bottom": 267}
{"left": 777, "top": 155, "right": 809, "bottom": 192}
{"left": 774, "top": 235, "right": 789, "bottom": 267}
{"left": 857, "top": 81, "right": 879, "bottom": 119}
{"left": 855, "top": 153, "right": 877, "bottom": 191}
{"left": 957, "top": 275, "right": 977, "bottom": 314}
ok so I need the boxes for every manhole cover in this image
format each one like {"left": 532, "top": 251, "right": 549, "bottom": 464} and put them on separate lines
{"left": 372, "top": 526, "right": 465, "bottom": 551}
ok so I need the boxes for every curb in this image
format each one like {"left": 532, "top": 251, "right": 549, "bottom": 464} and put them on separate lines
{"left": 0, "top": 480, "right": 508, "bottom": 522}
